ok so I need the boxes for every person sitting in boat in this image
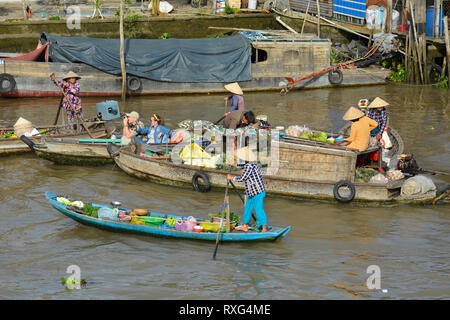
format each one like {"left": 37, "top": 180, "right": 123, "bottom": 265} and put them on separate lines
{"left": 340, "top": 106, "right": 378, "bottom": 152}
{"left": 224, "top": 82, "right": 245, "bottom": 113}
{"left": 365, "top": 97, "right": 389, "bottom": 147}
{"left": 224, "top": 110, "right": 257, "bottom": 129}
{"left": 134, "top": 113, "right": 173, "bottom": 144}
{"left": 227, "top": 146, "right": 268, "bottom": 233}
{"left": 50, "top": 71, "right": 83, "bottom": 130}
{"left": 122, "top": 111, "right": 142, "bottom": 144}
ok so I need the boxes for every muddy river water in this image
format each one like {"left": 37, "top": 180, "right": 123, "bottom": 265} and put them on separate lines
{"left": 0, "top": 84, "right": 449, "bottom": 299}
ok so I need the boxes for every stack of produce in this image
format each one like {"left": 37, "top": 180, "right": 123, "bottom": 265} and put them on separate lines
{"left": 354, "top": 167, "right": 379, "bottom": 183}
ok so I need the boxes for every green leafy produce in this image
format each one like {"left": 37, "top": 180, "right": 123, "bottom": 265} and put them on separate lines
{"left": 82, "top": 203, "right": 98, "bottom": 218}
{"left": 210, "top": 211, "right": 240, "bottom": 223}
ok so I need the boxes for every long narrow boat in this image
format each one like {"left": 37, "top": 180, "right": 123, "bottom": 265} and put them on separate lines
{"left": 108, "top": 138, "right": 446, "bottom": 205}
{"left": 0, "top": 122, "right": 109, "bottom": 155}
{"left": 46, "top": 191, "right": 291, "bottom": 241}
{"left": 0, "top": 32, "right": 390, "bottom": 98}
{"left": 29, "top": 136, "right": 119, "bottom": 166}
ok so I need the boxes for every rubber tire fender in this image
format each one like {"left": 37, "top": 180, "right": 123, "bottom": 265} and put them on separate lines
{"left": 106, "top": 143, "right": 121, "bottom": 157}
{"left": 192, "top": 171, "right": 211, "bottom": 193}
{"left": 328, "top": 68, "right": 344, "bottom": 85}
{"left": 0, "top": 73, "right": 16, "bottom": 94}
{"left": 333, "top": 180, "right": 356, "bottom": 203}
{"left": 20, "top": 135, "right": 35, "bottom": 150}
{"left": 127, "top": 76, "right": 142, "bottom": 92}
{"left": 427, "top": 64, "right": 442, "bottom": 84}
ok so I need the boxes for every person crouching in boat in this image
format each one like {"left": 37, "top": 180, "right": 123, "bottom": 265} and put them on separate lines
{"left": 122, "top": 111, "right": 142, "bottom": 145}
{"left": 50, "top": 71, "right": 83, "bottom": 130}
{"left": 365, "top": 97, "right": 389, "bottom": 147}
{"left": 340, "top": 106, "right": 378, "bottom": 152}
{"left": 227, "top": 146, "right": 268, "bottom": 233}
{"left": 224, "top": 82, "right": 245, "bottom": 113}
{"left": 134, "top": 113, "right": 172, "bottom": 144}
{"left": 224, "top": 110, "right": 258, "bottom": 129}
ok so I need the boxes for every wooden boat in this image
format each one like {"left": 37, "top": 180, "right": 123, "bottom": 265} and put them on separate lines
{"left": 107, "top": 138, "right": 444, "bottom": 205}
{"left": 0, "top": 122, "right": 109, "bottom": 156}
{"left": 0, "top": 33, "right": 390, "bottom": 98}
{"left": 45, "top": 191, "right": 291, "bottom": 241}
{"left": 26, "top": 134, "right": 118, "bottom": 165}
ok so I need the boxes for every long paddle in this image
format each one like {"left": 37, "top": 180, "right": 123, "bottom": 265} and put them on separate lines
{"left": 53, "top": 96, "right": 64, "bottom": 126}
{"left": 53, "top": 77, "right": 94, "bottom": 138}
{"left": 213, "top": 180, "right": 229, "bottom": 260}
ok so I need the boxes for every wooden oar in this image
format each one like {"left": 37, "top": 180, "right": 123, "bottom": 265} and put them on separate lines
{"left": 214, "top": 115, "right": 226, "bottom": 125}
{"left": 54, "top": 81, "right": 94, "bottom": 138}
{"left": 53, "top": 96, "right": 64, "bottom": 126}
{"left": 213, "top": 180, "right": 229, "bottom": 260}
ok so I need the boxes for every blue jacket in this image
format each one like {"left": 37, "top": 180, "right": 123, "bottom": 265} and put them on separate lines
{"left": 137, "top": 124, "right": 172, "bottom": 144}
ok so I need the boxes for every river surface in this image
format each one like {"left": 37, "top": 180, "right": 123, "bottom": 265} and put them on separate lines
{"left": 0, "top": 84, "right": 449, "bottom": 300}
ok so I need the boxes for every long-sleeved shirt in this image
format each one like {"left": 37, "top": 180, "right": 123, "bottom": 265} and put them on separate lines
{"left": 232, "top": 162, "right": 265, "bottom": 198}
{"left": 346, "top": 116, "right": 378, "bottom": 152}
{"left": 366, "top": 108, "right": 387, "bottom": 136}
{"left": 53, "top": 80, "right": 82, "bottom": 112}
{"left": 227, "top": 94, "right": 244, "bottom": 112}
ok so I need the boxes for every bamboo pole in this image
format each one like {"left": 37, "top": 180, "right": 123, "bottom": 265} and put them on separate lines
{"left": 433, "top": 0, "right": 439, "bottom": 38}
{"left": 410, "top": 0, "right": 424, "bottom": 83}
{"left": 301, "top": 0, "right": 312, "bottom": 35}
{"left": 120, "top": 1, "right": 126, "bottom": 101}
{"left": 422, "top": 34, "right": 428, "bottom": 83}
{"left": 276, "top": 16, "right": 298, "bottom": 33}
{"left": 225, "top": 194, "right": 230, "bottom": 233}
{"left": 444, "top": 17, "right": 450, "bottom": 84}
{"left": 316, "top": 0, "right": 321, "bottom": 38}
{"left": 22, "top": 0, "right": 27, "bottom": 20}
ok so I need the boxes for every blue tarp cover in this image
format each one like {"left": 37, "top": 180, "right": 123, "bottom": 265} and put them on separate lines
{"left": 40, "top": 32, "right": 252, "bottom": 83}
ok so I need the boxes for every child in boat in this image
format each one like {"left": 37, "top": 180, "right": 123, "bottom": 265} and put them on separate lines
{"left": 227, "top": 146, "right": 268, "bottom": 233}
{"left": 341, "top": 106, "right": 378, "bottom": 152}
{"left": 50, "top": 71, "right": 83, "bottom": 130}
{"left": 135, "top": 113, "right": 172, "bottom": 144}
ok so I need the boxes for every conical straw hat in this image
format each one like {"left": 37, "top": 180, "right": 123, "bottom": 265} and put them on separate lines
{"left": 367, "top": 97, "right": 389, "bottom": 109}
{"left": 62, "top": 71, "right": 81, "bottom": 80}
{"left": 342, "top": 106, "right": 364, "bottom": 121}
{"left": 224, "top": 82, "right": 243, "bottom": 95}
{"left": 14, "top": 117, "right": 32, "bottom": 128}
{"left": 236, "top": 146, "right": 257, "bottom": 162}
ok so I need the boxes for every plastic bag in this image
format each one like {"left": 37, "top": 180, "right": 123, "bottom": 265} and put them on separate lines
{"left": 98, "top": 207, "right": 120, "bottom": 221}
{"left": 369, "top": 173, "right": 388, "bottom": 184}
{"left": 401, "top": 175, "right": 436, "bottom": 196}
{"left": 381, "top": 130, "right": 392, "bottom": 149}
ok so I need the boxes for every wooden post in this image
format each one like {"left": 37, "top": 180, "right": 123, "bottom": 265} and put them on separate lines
{"left": 120, "top": 1, "right": 126, "bottom": 101}
{"left": 444, "top": 17, "right": 450, "bottom": 84}
{"left": 386, "top": 0, "right": 392, "bottom": 33}
{"left": 301, "top": 0, "right": 312, "bottom": 35}
{"left": 22, "top": 0, "right": 27, "bottom": 20}
{"left": 410, "top": 0, "right": 424, "bottom": 83}
{"left": 433, "top": 0, "right": 439, "bottom": 38}
{"left": 316, "top": 0, "right": 321, "bottom": 38}
{"left": 225, "top": 194, "right": 230, "bottom": 233}
{"left": 422, "top": 34, "right": 428, "bottom": 83}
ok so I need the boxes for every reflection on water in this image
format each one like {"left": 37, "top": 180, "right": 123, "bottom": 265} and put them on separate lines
{"left": 0, "top": 84, "right": 449, "bottom": 299}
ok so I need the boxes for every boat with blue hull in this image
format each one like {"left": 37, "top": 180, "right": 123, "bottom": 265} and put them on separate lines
{"left": 46, "top": 191, "right": 291, "bottom": 242}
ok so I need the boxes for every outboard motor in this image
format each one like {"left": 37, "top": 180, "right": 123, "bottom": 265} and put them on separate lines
{"left": 96, "top": 100, "right": 121, "bottom": 121}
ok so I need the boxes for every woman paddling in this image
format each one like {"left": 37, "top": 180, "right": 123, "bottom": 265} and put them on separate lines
{"left": 50, "top": 71, "right": 83, "bottom": 130}
{"left": 227, "top": 146, "right": 268, "bottom": 233}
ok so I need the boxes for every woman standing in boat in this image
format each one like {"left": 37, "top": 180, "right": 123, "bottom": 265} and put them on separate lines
{"left": 50, "top": 71, "right": 83, "bottom": 130}
{"left": 227, "top": 146, "right": 268, "bottom": 233}
{"left": 224, "top": 82, "right": 245, "bottom": 114}
{"left": 365, "top": 97, "right": 389, "bottom": 147}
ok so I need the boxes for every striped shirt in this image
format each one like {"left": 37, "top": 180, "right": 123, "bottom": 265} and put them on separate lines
{"left": 233, "top": 162, "right": 265, "bottom": 198}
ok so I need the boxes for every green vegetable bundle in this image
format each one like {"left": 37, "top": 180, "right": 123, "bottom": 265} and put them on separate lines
{"left": 82, "top": 203, "right": 98, "bottom": 218}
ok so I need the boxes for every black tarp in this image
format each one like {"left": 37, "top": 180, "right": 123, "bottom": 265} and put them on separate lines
{"left": 40, "top": 32, "right": 252, "bottom": 83}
